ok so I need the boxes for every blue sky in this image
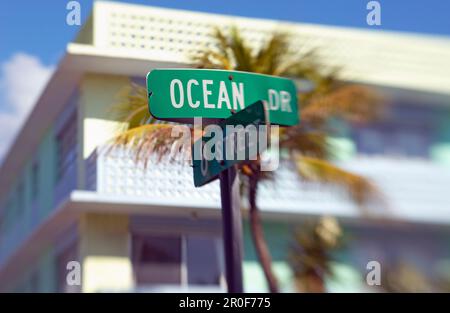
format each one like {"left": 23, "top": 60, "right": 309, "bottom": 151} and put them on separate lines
{"left": 0, "top": 0, "right": 449, "bottom": 158}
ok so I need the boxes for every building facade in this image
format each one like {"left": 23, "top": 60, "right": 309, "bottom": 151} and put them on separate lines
{"left": 1, "top": 1, "right": 450, "bottom": 292}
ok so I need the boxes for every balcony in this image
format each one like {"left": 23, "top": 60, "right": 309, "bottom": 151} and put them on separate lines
{"left": 85, "top": 148, "right": 450, "bottom": 225}
{"left": 85, "top": 148, "right": 221, "bottom": 210}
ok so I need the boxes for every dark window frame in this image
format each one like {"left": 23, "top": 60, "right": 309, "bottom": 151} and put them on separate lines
{"left": 56, "top": 111, "right": 77, "bottom": 182}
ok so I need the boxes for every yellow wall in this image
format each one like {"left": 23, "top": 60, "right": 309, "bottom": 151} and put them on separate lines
{"left": 78, "top": 213, "right": 133, "bottom": 292}
{"left": 78, "top": 74, "right": 129, "bottom": 188}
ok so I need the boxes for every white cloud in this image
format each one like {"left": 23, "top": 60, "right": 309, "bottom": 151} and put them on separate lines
{"left": 0, "top": 53, "right": 54, "bottom": 161}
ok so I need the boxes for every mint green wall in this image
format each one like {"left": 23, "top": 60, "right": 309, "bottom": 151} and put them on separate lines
{"left": 23, "top": 159, "right": 38, "bottom": 230}
{"left": 30, "top": 127, "right": 57, "bottom": 292}
{"left": 37, "top": 127, "right": 57, "bottom": 220}
{"left": 9, "top": 271, "right": 31, "bottom": 292}
{"left": 327, "top": 118, "right": 356, "bottom": 161}
{"left": 37, "top": 248, "right": 58, "bottom": 292}
{"left": 327, "top": 137, "right": 356, "bottom": 161}
{"left": 0, "top": 126, "right": 58, "bottom": 291}
{"left": 242, "top": 220, "right": 296, "bottom": 292}
{"left": 241, "top": 220, "right": 365, "bottom": 292}
{"left": 243, "top": 221, "right": 293, "bottom": 262}
{"left": 2, "top": 186, "right": 15, "bottom": 234}
{"left": 0, "top": 126, "right": 56, "bottom": 234}
{"left": 431, "top": 114, "right": 450, "bottom": 166}
{"left": 9, "top": 247, "right": 57, "bottom": 292}
{"left": 18, "top": 161, "right": 32, "bottom": 234}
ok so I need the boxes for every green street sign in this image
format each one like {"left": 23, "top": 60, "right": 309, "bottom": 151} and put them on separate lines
{"left": 192, "top": 101, "right": 267, "bottom": 187}
{"left": 147, "top": 69, "right": 299, "bottom": 126}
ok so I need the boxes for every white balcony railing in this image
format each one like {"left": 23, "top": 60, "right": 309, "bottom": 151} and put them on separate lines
{"left": 85, "top": 148, "right": 450, "bottom": 224}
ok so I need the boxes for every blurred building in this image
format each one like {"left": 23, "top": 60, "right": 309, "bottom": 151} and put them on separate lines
{"left": 1, "top": 1, "right": 450, "bottom": 292}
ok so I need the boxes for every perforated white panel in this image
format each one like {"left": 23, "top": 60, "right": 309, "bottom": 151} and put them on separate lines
{"left": 88, "top": 148, "right": 221, "bottom": 204}
{"left": 83, "top": 1, "right": 450, "bottom": 94}
{"left": 86, "top": 146, "right": 450, "bottom": 223}
{"left": 93, "top": 2, "right": 279, "bottom": 61}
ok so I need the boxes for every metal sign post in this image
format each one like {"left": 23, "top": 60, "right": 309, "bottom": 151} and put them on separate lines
{"left": 219, "top": 166, "right": 244, "bottom": 293}
{"left": 191, "top": 101, "right": 267, "bottom": 293}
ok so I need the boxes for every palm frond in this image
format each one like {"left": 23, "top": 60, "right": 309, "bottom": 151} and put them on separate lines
{"left": 192, "top": 50, "right": 233, "bottom": 70}
{"left": 229, "top": 27, "right": 254, "bottom": 71}
{"left": 110, "top": 83, "right": 155, "bottom": 129}
{"left": 294, "top": 154, "right": 379, "bottom": 207}
{"left": 301, "top": 84, "right": 383, "bottom": 126}
{"left": 253, "top": 32, "right": 289, "bottom": 74}
{"left": 289, "top": 216, "right": 343, "bottom": 292}
{"left": 280, "top": 126, "right": 329, "bottom": 159}
{"left": 212, "top": 27, "right": 233, "bottom": 65}
{"left": 107, "top": 124, "right": 191, "bottom": 167}
{"left": 192, "top": 28, "right": 234, "bottom": 70}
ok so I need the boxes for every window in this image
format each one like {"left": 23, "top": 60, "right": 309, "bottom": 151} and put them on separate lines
{"left": 186, "top": 236, "right": 221, "bottom": 285}
{"left": 353, "top": 103, "right": 436, "bottom": 158}
{"left": 0, "top": 203, "right": 7, "bottom": 235}
{"left": 355, "top": 125, "right": 430, "bottom": 158}
{"left": 132, "top": 234, "right": 182, "bottom": 285}
{"left": 1, "top": 198, "right": 13, "bottom": 234}
{"left": 16, "top": 181, "right": 25, "bottom": 218}
{"left": 32, "top": 159, "right": 39, "bottom": 200}
{"left": 56, "top": 112, "right": 77, "bottom": 181}
{"left": 131, "top": 233, "right": 222, "bottom": 287}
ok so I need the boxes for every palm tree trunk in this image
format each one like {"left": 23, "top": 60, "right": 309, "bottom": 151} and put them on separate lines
{"left": 248, "top": 172, "right": 279, "bottom": 293}
{"left": 305, "top": 271, "right": 326, "bottom": 293}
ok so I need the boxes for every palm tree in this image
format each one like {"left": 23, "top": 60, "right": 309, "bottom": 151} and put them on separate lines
{"left": 379, "top": 260, "right": 435, "bottom": 292}
{"left": 289, "top": 216, "right": 344, "bottom": 292}
{"left": 110, "top": 27, "right": 383, "bottom": 293}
